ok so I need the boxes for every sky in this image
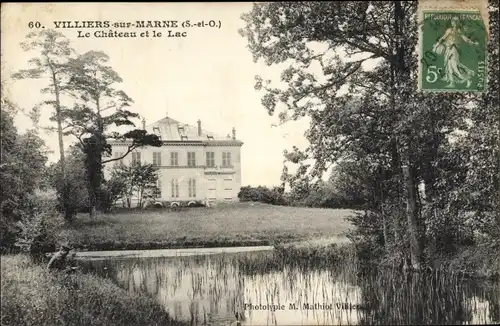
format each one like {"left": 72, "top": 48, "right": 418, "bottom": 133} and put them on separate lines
{"left": 1, "top": 2, "right": 312, "bottom": 188}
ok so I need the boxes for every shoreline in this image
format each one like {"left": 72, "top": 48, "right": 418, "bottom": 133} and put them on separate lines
{"left": 72, "top": 239, "right": 273, "bottom": 252}
{"left": 34, "top": 234, "right": 499, "bottom": 281}
{"left": 74, "top": 245, "right": 274, "bottom": 260}
{"left": 62, "top": 236, "right": 350, "bottom": 255}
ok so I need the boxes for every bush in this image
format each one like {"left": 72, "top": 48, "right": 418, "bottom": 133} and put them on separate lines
{"left": 97, "top": 178, "right": 126, "bottom": 213}
{"left": 345, "top": 211, "right": 386, "bottom": 262}
{"left": 238, "top": 186, "right": 287, "bottom": 205}
{"left": 14, "top": 195, "right": 64, "bottom": 256}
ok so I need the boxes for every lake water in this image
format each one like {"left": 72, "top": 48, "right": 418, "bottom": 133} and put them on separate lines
{"left": 81, "top": 249, "right": 500, "bottom": 325}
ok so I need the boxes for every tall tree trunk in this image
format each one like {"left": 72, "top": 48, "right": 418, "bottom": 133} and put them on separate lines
{"left": 381, "top": 198, "right": 389, "bottom": 251}
{"left": 48, "top": 60, "right": 74, "bottom": 221}
{"left": 85, "top": 150, "right": 99, "bottom": 220}
{"left": 89, "top": 97, "right": 104, "bottom": 219}
{"left": 54, "top": 90, "right": 65, "bottom": 174}
{"left": 53, "top": 76, "right": 72, "bottom": 221}
{"left": 379, "top": 166, "right": 389, "bottom": 250}
{"left": 390, "top": 139, "right": 402, "bottom": 244}
{"left": 48, "top": 62, "right": 66, "bottom": 175}
{"left": 89, "top": 203, "right": 97, "bottom": 219}
{"left": 403, "top": 163, "right": 422, "bottom": 269}
{"left": 393, "top": 0, "right": 422, "bottom": 269}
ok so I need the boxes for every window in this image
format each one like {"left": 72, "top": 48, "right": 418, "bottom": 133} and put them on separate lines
{"left": 178, "top": 126, "right": 188, "bottom": 140}
{"left": 153, "top": 152, "right": 162, "bottom": 166}
{"left": 132, "top": 152, "right": 141, "bottom": 165}
{"left": 222, "top": 152, "right": 232, "bottom": 167}
{"left": 153, "top": 126, "right": 162, "bottom": 140}
{"left": 206, "top": 152, "right": 215, "bottom": 167}
{"left": 170, "top": 152, "right": 178, "bottom": 166}
{"left": 155, "top": 179, "right": 162, "bottom": 198}
{"left": 187, "top": 152, "right": 196, "bottom": 167}
{"left": 171, "top": 179, "right": 179, "bottom": 198}
{"left": 114, "top": 152, "right": 124, "bottom": 166}
{"left": 224, "top": 177, "right": 233, "bottom": 191}
{"left": 188, "top": 178, "right": 196, "bottom": 197}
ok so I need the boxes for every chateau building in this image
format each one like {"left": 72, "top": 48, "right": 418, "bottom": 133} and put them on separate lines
{"left": 104, "top": 115, "right": 243, "bottom": 205}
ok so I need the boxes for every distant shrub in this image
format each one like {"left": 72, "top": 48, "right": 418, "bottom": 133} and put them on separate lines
{"left": 238, "top": 186, "right": 287, "bottom": 205}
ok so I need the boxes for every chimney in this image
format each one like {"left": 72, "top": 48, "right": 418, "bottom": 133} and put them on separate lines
{"left": 232, "top": 127, "right": 236, "bottom": 140}
{"left": 142, "top": 118, "right": 146, "bottom": 130}
{"left": 197, "top": 119, "right": 202, "bottom": 136}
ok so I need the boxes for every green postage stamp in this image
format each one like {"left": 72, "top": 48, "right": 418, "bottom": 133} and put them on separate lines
{"left": 418, "top": 0, "right": 489, "bottom": 92}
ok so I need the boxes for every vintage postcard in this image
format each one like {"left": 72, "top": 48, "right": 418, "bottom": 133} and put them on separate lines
{"left": 418, "top": 0, "right": 490, "bottom": 92}
{"left": 1, "top": 2, "right": 499, "bottom": 326}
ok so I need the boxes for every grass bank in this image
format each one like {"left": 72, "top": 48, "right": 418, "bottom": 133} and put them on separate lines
{"left": 0, "top": 255, "right": 186, "bottom": 326}
{"left": 60, "top": 203, "right": 354, "bottom": 251}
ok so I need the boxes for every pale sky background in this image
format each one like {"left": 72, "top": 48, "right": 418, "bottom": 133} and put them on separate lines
{"left": 1, "top": 2, "right": 317, "bottom": 188}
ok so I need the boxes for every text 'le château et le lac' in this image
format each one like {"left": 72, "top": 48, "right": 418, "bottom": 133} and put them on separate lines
{"left": 53, "top": 20, "right": 222, "bottom": 38}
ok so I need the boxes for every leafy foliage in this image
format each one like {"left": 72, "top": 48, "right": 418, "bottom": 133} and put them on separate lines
{"left": 97, "top": 177, "right": 127, "bottom": 213}
{"left": 47, "top": 146, "right": 90, "bottom": 218}
{"left": 238, "top": 186, "right": 287, "bottom": 205}
{"left": 110, "top": 161, "right": 159, "bottom": 209}
{"left": 12, "top": 30, "right": 76, "bottom": 221}
{"left": 241, "top": 1, "right": 499, "bottom": 268}
{"left": 14, "top": 195, "right": 64, "bottom": 256}
{"left": 0, "top": 108, "right": 49, "bottom": 250}
{"left": 58, "top": 50, "right": 162, "bottom": 217}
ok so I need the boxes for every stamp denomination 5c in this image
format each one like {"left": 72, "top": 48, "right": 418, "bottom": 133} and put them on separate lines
{"left": 418, "top": 0, "right": 489, "bottom": 92}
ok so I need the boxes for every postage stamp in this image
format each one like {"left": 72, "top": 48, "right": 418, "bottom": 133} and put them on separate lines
{"left": 418, "top": 0, "right": 489, "bottom": 92}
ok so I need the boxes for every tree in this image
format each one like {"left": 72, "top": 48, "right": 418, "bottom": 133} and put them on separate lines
{"left": 453, "top": 1, "right": 500, "bottom": 244}
{"left": 12, "top": 30, "right": 75, "bottom": 220}
{"left": 240, "top": 1, "right": 485, "bottom": 269}
{"left": 60, "top": 51, "right": 162, "bottom": 218}
{"left": 47, "top": 145, "right": 89, "bottom": 218}
{"left": 0, "top": 105, "right": 48, "bottom": 250}
{"left": 110, "top": 161, "right": 159, "bottom": 209}
{"left": 97, "top": 176, "right": 127, "bottom": 212}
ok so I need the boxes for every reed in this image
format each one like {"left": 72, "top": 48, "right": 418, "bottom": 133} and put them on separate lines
{"left": 79, "top": 245, "right": 499, "bottom": 325}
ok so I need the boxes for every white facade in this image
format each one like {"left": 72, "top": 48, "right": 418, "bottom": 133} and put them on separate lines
{"left": 104, "top": 116, "right": 243, "bottom": 203}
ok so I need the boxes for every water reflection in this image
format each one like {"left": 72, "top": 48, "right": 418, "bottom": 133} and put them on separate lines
{"left": 82, "top": 252, "right": 500, "bottom": 325}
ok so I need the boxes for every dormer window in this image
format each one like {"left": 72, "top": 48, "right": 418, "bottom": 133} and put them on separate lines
{"left": 178, "top": 125, "right": 187, "bottom": 140}
{"left": 153, "top": 126, "right": 161, "bottom": 140}
{"left": 207, "top": 135, "right": 214, "bottom": 140}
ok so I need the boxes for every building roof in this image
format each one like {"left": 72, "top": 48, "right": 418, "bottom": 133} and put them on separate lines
{"left": 145, "top": 116, "right": 239, "bottom": 143}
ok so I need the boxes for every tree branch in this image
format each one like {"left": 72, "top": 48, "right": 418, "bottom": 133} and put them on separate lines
{"left": 100, "top": 103, "right": 117, "bottom": 112}
{"left": 102, "top": 144, "right": 138, "bottom": 164}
